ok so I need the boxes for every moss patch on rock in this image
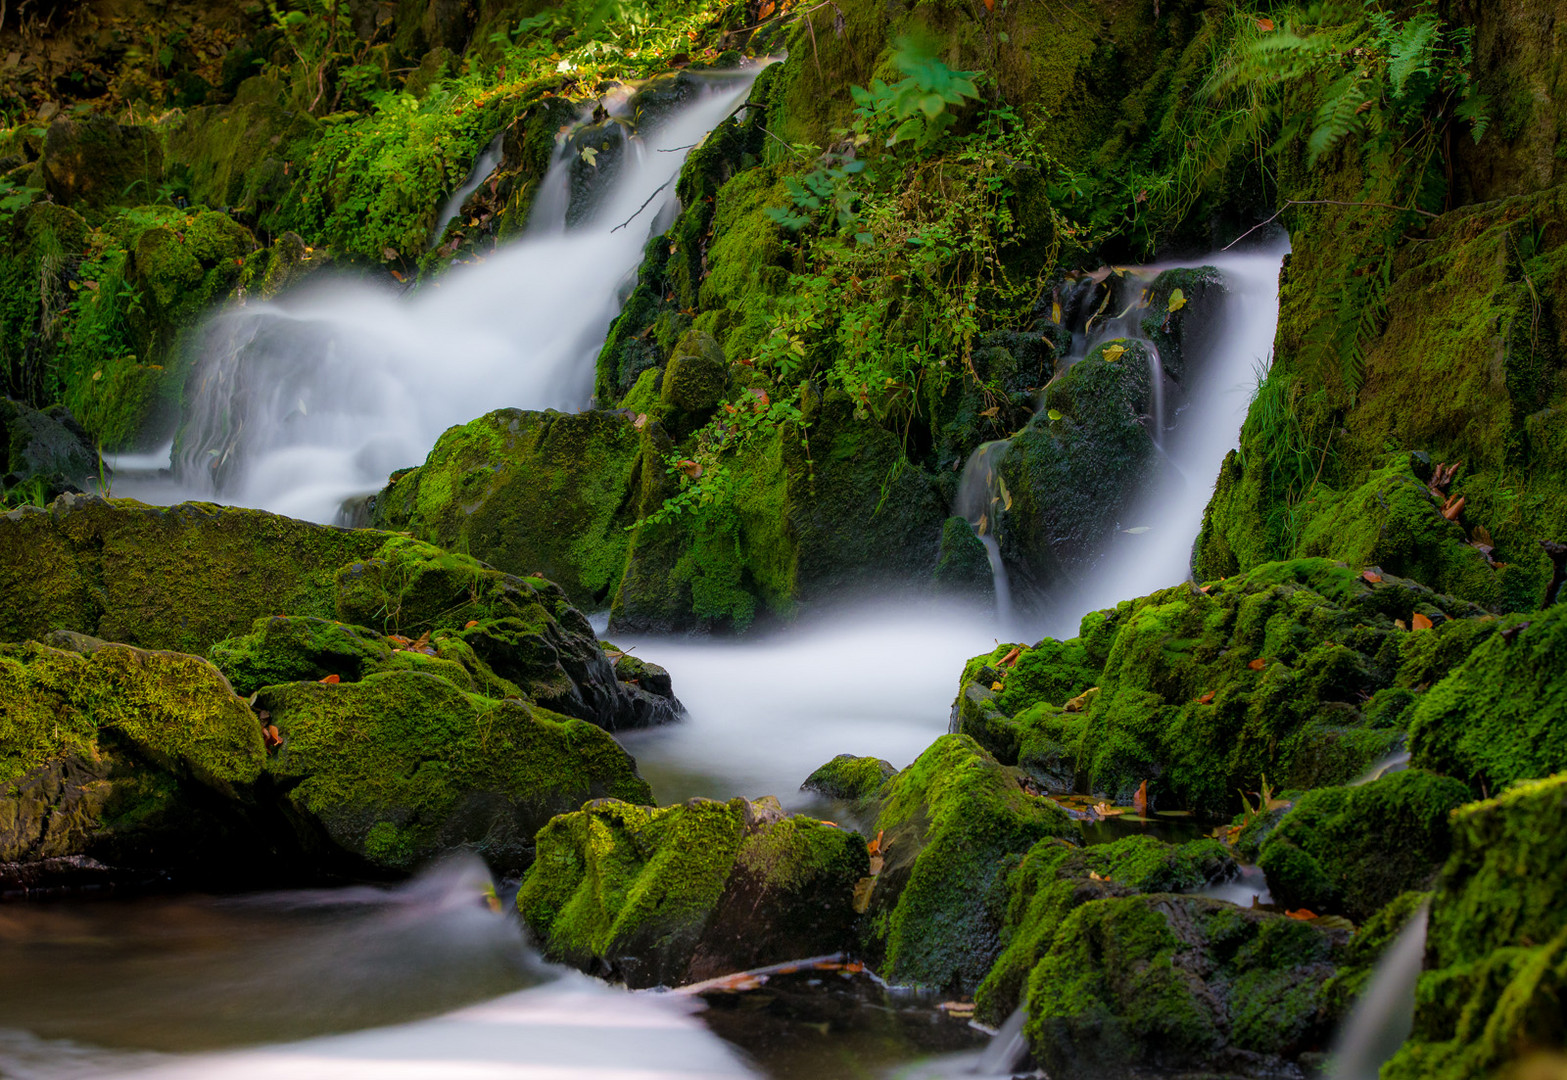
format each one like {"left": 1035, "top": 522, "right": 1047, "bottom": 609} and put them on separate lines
{"left": 517, "top": 794, "right": 866, "bottom": 988}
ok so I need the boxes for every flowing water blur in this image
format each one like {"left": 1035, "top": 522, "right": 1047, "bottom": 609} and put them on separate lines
{"left": 1325, "top": 903, "right": 1430, "bottom": 1080}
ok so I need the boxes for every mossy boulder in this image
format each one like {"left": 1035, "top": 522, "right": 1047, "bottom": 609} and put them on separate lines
{"left": 1, "top": 496, "right": 678, "bottom": 731}
{"left": 1383, "top": 773, "right": 1567, "bottom": 1079}
{"left": 1024, "top": 893, "right": 1342, "bottom": 1078}
{"left": 1319, "top": 889, "right": 1431, "bottom": 1021}
{"left": 975, "top": 834, "right": 1236, "bottom": 1025}
{"left": 800, "top": 753, "right": 896, "bottom": 802}
{"left": 369, "top": 408, "right": 646, "bottom": 611}
{"left": 517, "top": 795, "right": 867, "bottom": 988}
{"left": 40, "top": 116, "right": 164, "bottom": 213}
{"left": 0, "top": 637, "right": 267, "bottom": 885}
{"left": 1406, "top": 605, "right": 1567, "bottom": 794}
{"left": 0, "top": 398, "right": 100, "bottom": 501}
{"left": 932, "top": 515, "right": 994, "bottom": 598}
{"left": 258, "top": 671, "right": 651, "bottom": 874}
{"left": 1256, "top": 770, "right": 1469, "bottom": 922}
{"left": 858, "top": 734, "right": 1078, "bottom": 992}
{"left": 951, "top": 558, "right": 1488, "bottom": 815}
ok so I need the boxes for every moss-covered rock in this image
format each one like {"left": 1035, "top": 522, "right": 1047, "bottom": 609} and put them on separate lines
{"left": 0, "top": 637, "right": 267, "bottom": 885}
{"left": 975, "top": 834, "right": 1236, "bottom": 1025}
{"left": 1319, "top": 889, "right": 1431, "bottom": 1021}
{"left": 1406, "top": 605, "right": 1567, "bottom": 794}
{"left": 1024, "top": 893, "right": 1342, "bottom": 1077}
{"left": 0, "top": 398, "right": 100, "bottom": 502}
{"left": 800, "top": 753, "right": 897, "bottom": 802}
{"left": 858, "top": 734, "right": 1078, "bottom": 992}
{"left": 1256, "top": 770, "right": 1469, "bottom": 922}
{"left": 517, "top": 794, "right": 866, "bottom": 988}
{"left": 932, "top": 515, "right": 994, "bottom": 598}
{"left": 1383, "top": 773, "right": 1567, "bottom": 1079}
{"left": 368, "top": 409, "right": 647, "bottom": 611}
{"left": 952, "top": 558, "right": 1487, "bottom": 815}
{"left": 258, "top": 671, "right": 651, "bottom": 874}
{"left": 40, "top": 116, "right": 164, "bottom": 213}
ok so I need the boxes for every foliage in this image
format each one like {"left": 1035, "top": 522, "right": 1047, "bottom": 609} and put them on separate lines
{"left": 1238, "top": 365, "right": 1338, "bottom": 549}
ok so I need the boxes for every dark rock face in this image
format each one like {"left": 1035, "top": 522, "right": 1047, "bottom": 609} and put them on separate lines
{"left": 42, "top": 116, "right": 165, "bottom": 211}
{"left": 0, "top": 398, "right": 101, "bottom": 500}
{"left": 518, "top": 795, "right": 867, "bottom": 988}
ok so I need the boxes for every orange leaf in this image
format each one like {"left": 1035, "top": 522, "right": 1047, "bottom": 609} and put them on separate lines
{"left": 1088, "top": 869, "right": 1106, "bottom": 881}
{"left": 319, "top": 673, "right": 340, "bottom": 684}
{"left": 1442, "top": 494, "right": 1466, "bottom": 521}
{"left": 983, "top": 0, "right": 995, "bottom": 10}
{"left": 1247, "top": 658, "right": 1265, "bottom": 671}
{"left": 1198, "top": 691, "right": 1215, "bottom": 705}
{"left": 867, "top": 829, "right": 885, "bottom": 856}
{"left": 1133, "top": 779, "right": 1149, "bottom": 817}
{"left": 1256, "top": 17, "right": 1275, "bottom": 31}
{"left": 843, "top": 961, "right": 864, "bottom": 973}
{"left": 758, "top": 0, "right": 775, "bottom": 17}
{"left": 1412, "top": 613, "right": 1434, "bottom": 631}
{"left": 1000, "top": 647, "right": 1021, "bottom": 668}
{"left": 1285, "top": 908, "right": 1318, "bottom": 921}
{"left": 1362, "top": 570, "right": 1382, "bottom": 583}
{"left": 464, "top": 620, "right": 479, "bottom": 629}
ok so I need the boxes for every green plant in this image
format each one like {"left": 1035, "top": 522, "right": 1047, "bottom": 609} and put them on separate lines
{"left": 1240, "top": 365, "right": 1337, "bottom": 550}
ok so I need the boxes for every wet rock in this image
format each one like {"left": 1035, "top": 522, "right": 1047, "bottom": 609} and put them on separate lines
{"left": 951, "top": 559, "right": 1488, "bottom": 814}
{"left": 932, "top": 515, "right": 993, "bottom": 598}
{"left": 801, "top": 754, "right": 897, "bottom": 802}
{"left": 857, "top": 734, "right": 1078, "bottom": 992}
{"left": 258, "top": 671, "right": 652, "bottom": 875}
{"left": 517, "top": 795, "right": 866, "bottom": 988}
{"left": 975, "top": 833, "right": 1237, "bottom": 1025}
{"left": 0, "top": 398, "right": 101, "bottom": 501}
{"left": 1383, "top": 772, "right": 1567, "bottom": 1079}
{"left": 1024, "top": 893, "right": 1343, "bottom": 1078}
{"left": 1257, "top": 769, "right": 1469, "bottom": 922}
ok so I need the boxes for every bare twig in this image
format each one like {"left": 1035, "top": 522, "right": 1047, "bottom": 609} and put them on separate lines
{"left": 1223, "top": 198, "right": 1439, "bottom": 251}
{"left": 610, "top": 176, "right": 675, "bottom": 233}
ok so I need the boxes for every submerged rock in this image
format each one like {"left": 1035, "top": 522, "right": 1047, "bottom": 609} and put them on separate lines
{"left": 857, "top": 734, "right": 1078, "bottom": 992}
{"left": 1256, "top": 769, "right": 1469, "bottom": 922}
{"left": 517, "top": 795, "right": 866, "bottom": 988}
{"left": 951, "top": 558, "right": 1487, "bottom": 814}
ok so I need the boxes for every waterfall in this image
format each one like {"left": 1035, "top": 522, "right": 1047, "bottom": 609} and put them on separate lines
{"left": 428, "top": 132, "right": 505, "bottom": 250}
{"left": 120, "top": 68, "right": 765, "bottom": 525}
{"left": 954, "top": 440, "right": 1015, "bottom": 627}
{"left": 1325, "top": 903, "right": 1430, "bottom": 1080}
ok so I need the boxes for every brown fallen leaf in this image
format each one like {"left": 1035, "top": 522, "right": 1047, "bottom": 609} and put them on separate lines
{"left": 1000, "top": 647, "right": 1021, "bottom": 668}
{"left": 868, "top": 854, "right": 884, "bottom": 875}
{"left": 1256, "top": 17, "right": 1275, "bottom": 31}
{"left": 939, "top": 1000, "right": 976, "bottom": 1017}
{"left": 464, "top": 620, "right": 479, "bottom": 629}
{"left": 263, "top": 724, "right": 283, "bottom": 750}
{"left": 1285, "top": 908, "right": 1318, "bottom": 921}
{"left": 867, "top": 829, "right": 885, "bottom": 857}
{"left": 1247, "top": 658, "right": 1266, "bottom": 671}
{"left": 319, "top": 673, "right": 341, "bottom": 684}
{"left": 1197, "top": 690, "right": 1215, "bottom": 705}
{"left": 758, "top": 0, "right": 775, "bottom": 17}
{"left": 844, "top": 961, "right": 865, "bottom": 974}
{"left": 1088, "top": 869, "right": 1107, "bottom": 882}
{"left": 853, "top": 877, "right": 875, "bottom": 913}
{"left": 1412, "top": 612, "right": 1434, "bottom": 630}
{"left": 1361, "top": 570, "right": 1382, "bottom": 584}
{"left": 1442, "top": 494, "right": 1466, "bottom": 521}
{"left": 1064, "top": 687, "right": 1100, "bottom": 713}
{"left": 1133, "top": 779, "right": 1149, "bottom": 817}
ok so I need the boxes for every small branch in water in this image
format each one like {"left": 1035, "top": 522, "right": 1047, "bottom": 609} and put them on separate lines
{"left": 658, "top": 143, "right": 699, "bottom": 153}
{"left": 1223, "top": 198, "right": 1440, "bottom": 251}
{"left": 610, "top": 177, "right": 676, "bottom": 234}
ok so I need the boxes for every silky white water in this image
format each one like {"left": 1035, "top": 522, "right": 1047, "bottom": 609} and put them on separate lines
{"left": 109, "top": 69, "right": 764, "bottom": 523}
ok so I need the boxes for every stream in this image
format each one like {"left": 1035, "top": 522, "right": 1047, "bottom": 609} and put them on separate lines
{"left": 4, "top": 67, "right": 1373, "bottom": 1080}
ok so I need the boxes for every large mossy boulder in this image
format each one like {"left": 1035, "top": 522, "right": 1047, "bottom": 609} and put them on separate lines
{"left": 1024, "top": 894, "right": 1343, "bottom": 1078}
{"left": 517, "top": 795, "right": 867, "bottom": 988}
{"left": 0, "top": 637, "right": 268, "bottom": 886}
{"left": 1383, "top": 773, "right": 1567, "bottom": 1079}
{"left": 855, "top": 734, "right": 1078, "bottom": 992}
{"left": 41, "top": 116, "right": 164, "bottom": 212}
{"left": 975, "top": 834, "right": 1236, "bottom": 1025}
{"left": 1256, "top": 769, "right": 1469, "bottom": 922}
{"left": 258, "top": 671, "right": 651, "bottom": 874}
{"left": 369, "top": 409, "right": 647, "bottom": 611}
{"left": 1406, "top": 605, "right": 1567, "bottom": 794}
{"left": 0, "top": 398, "right": 101, "bottom": 501}
{"left": 951, "top": 558, "right": 1489, "bottom": 815}
{"left": 0, "top": 496, "right": 676, "bottom": 731}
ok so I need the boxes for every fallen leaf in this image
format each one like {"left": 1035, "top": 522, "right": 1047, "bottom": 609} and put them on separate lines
{"left": 1200, "top": 584, "right": 1213, "bottom": 594}
{"left": 1198, "top": 691, "right": 1215, "bottom": 705}
{"left": 319, "top": 673, "right": 341, "bottom": 684}
{"left": 982, "top": 0, "right": 993, "bottom": 10}
{"left": 1257, "top": 17, "right": 1275, "bottom": 31}
{"left": 1362, "top": 570, "right": 1382, "bottom": 583}
{"left": 390, "top": 270, "right": 406, "bottom": 283}
{"left": 1000, "top": 647, "right": 1021, "bottom": 667}
{"left": 1285, "top": 908, "right": 1318, "bottom": 921}
{"left": 991, "top": 681, "right": 1005, "bottom": 692}
{"left": 263, "top": 724, "right": 283, "bottom": 750}
{"left": 1064, "top": 687, "right": 1100, "bottom": 713}
{"left": 464, "top": 620, "right": 479, "bottom": 629}
{"left": 1442, "top": 494, "right": 1466, "bottom": 521}
{"left": 678, "top": 459, "right": 704, "bottom": 479}
{"left": 1101, "top": 343, "right": 1127, "bottom": 364}
{"left": 1051, "top": 299, "right": 1063, "bottom": 324}
{"left": 853, "top": 877, "right": 875, "bottom": 913}
{"left": 1046, "top": 408, "right": 1063, "bottom": 421}
{"left": 868, "top": 854, "right": 884, "bottom": 875}
{"left": 1412, "top": 612, "right": 1434, "bottom": 631}
{"left": 1395, "top": 618, "right": 1409, "bottom": 631}
{"left": 1133, "top": 779, "right": 1149, "bottom": 816}
{"left": 867, "top": 829, "right": 885, "bottom": 856}
{"left": 1123, "top": 526, "right": 1151, "bottom": 535}
{"left": 1247, "top": 658, "right": 1265, "bottom": 671}
{"left": 843, "top": 961, "right": 864, "bottom": 974}
{"left": 1167, "top": 287, "right": 1187, "bottom": 313}
{"left": 1088, "top": 870, "right": 1107, "bottom": 882}
{"left": 758, "top": 0, "right": 775, "bottom": 17}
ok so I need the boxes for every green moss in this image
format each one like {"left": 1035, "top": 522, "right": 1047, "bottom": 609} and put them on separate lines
{"left": 1320, "top": 889, "right": 1431, "bottom": 1020}
{"left": 259, "top": 670, "right": 651, "bottom": 873}
{"left": 1025, "top": 894, "right": 1338, "bottom": 1077}
{"left": 1257, "top": 770, "right": 1469, "bottom": 921}
{"left": 518, "top": 795, "right": 865, "bottom": 988}
{"left": 1384, "top": 773, "right": 1567, "bottom": 1080}
{"left": 1407, "top": 606, "right": 1567, "bottom": 793}
{"left": 800, "top": 753, "right": 896, "bottom": 802}
{"left": 209, "top": 615, "right": 396, "bottom": 696}
{"left": 0, "top": 639, "right": 262, "bottom": 789}
{"left": 862, "top": 733, "right": 1077, "bottom": 991}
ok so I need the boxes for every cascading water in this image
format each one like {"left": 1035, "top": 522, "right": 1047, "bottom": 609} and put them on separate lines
{"left": 953, "top": 440, "right": 1015, "bottom": 628}
{"left": 428, "top": 133, "right": 505, "bottom": 250}
{"left": 1325, "top": 903, "right": 1430, "bottom": 1080}
{"left": 109, "top": 68, "right": 765, "bottom": 524}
